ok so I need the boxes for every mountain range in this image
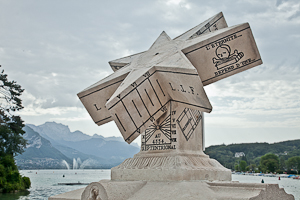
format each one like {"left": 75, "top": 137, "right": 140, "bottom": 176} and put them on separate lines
{"left": 16, "top": 122, "right": 140, "bottom": 169}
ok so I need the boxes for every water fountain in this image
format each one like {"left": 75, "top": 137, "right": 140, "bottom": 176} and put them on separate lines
{"left": 72, "top": 157, "right": 82, "bottom": 169}
{"left": 61, "top": 160, "right": 70, "bottom": 170}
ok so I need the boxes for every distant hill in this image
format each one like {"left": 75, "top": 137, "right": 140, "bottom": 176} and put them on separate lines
{"left": 27, "top": 122, "right": 91, "bottom": 143}
{"left": 16, "top": 126, "right": 71, "bottom": 169}
{"left": 204, "top": 140, "right": 300, "bottom": 169}
{"left": 16, "top": 122, "right": 140, "bottom": 169}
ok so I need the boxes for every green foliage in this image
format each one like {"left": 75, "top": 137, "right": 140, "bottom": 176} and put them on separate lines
{"left": 286, "top": 156, "right": 300, "bottom": 174}
{"left": 239, "top": 160, "right": 247, "bottom": 172}
{"left": 22, "top": 177, "right": 31, "bottom": 189}
{"left": 204, "top": 140, "right": 300, "bottom": 172}
{"left": 0, "top": 67, "right": 30, "bottom": 193}
{"left": 279, "top": 156, "right": 286, "bottom": 171}
{"left": 234, "top": 165, "right": 239, "bottom": 171}
{"left": 0, "top": 155, "right": 30, "bottom": 193}
{"left": 259, "top": 153, "right": 279, "bottom": 173}
{"left": 0, "top": 67, "right": 26, "bottom": 157}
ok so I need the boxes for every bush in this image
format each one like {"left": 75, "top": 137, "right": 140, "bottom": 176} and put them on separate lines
{"left": 0, "top": 155, "right": 17, "bottom": 171}
{"left": 22, "top": 177, "right": 31, "bottom": 189}
{"left": 0, "top": 155, "right": 31, "bottom": 193}
{"left": 6, "top": 171, "right": 21, "bottom": 183}
{"left": 0, "top": 164, "right": 5, "bottom": 177}
{"left": 0, "top": 176, "right": 6, "bottom": 188}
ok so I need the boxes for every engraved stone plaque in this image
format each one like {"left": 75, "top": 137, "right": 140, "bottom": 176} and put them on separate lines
{"left": 182, "top": 23, "right": 262, "bottom": 86}
{"left": 141, "top": 101, "right": 204, "bottom": 152}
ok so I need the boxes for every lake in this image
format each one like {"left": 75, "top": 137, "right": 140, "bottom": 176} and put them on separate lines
{"left": 0, "top": 170, "right": 299, "bottom": 200}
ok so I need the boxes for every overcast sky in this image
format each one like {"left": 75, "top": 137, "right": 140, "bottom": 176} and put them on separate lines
{"left": 1, "top": 0, "right": 299, "bottom": 147}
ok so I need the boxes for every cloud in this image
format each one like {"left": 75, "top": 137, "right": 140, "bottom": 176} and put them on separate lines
{"left": 1, "top": 0, "right": 299, "bottom": 146}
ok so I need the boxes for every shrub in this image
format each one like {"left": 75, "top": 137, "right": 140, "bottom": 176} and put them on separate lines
{"left": 22, "top": 177, "right": 31, "bottom": 189}
{"left": 0, "top": 155, "right": 31, "bottom": 193}
{"left": 6, "top": 171, "right": 21, "bottom": 183}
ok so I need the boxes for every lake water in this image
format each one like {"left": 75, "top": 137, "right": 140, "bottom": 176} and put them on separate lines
{"left": 0, "top": 170, "right": 299, "bottom": 200}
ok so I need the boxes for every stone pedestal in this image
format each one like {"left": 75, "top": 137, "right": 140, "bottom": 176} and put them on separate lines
{"left": 48, "top": 104, "right": 294, "bottom": 200}
{"left": 111, "top": 102, "right": 231, "bottom": 182}
{"left": 111, "top": 152, "right": 231, "bottom": 182}
{"left": 49, "top": 180, "right": 294, "bottom": 200}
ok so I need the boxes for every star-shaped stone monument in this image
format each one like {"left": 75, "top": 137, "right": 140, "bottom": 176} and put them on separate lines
{"left": 51, "top": 12, "right": 295, "bottom": 200}
{"left": 78, "top": 12, "right": 262, "bottom": 144}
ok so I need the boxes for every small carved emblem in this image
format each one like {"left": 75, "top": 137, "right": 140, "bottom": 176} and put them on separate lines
{"left": 212, "top": 44, "right": 244, "bottom": 70}
{"left": 177, "top": 108, "right": 202, "bottom": 141}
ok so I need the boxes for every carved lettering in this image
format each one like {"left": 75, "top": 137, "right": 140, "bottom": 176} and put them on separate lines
{"left": 189, "top": 86, "right": 194, "bottom": 94}
{"left": 131, "top": 82, "right": 137, "bottom": 87}
{"left": 206, "top": 34, "right": 241, "bottom": 51}
{"left": 143, "top": 71, "right": 150, "bottom": 77}
{"left": 141, "top": 144, "right": 176, "bottom": 151}
{"left": 94, "top": 104, "right": 101, "bottom": 111}
{"left": 160, "top": 106, "right": 167, "bottom": 112}
{"left": 180, "top": 85, "right": 186, "bottom": 92}
{"left": 169, "top": 82, "right": 176, "bottom": 91}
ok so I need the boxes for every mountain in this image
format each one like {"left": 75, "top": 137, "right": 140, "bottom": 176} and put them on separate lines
{"left": 15, "top": 126, "right": 71, "bottom": 169}
{"left": 58, "top": 138, "right": 139, "bottom": 164}
{"left": 27, "top": 122, "right": 91, "bottom": 143}
{"left": 19, "top": 122, "right": 140, "bottom": 169}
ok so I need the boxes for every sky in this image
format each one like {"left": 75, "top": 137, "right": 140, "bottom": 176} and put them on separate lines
{"left": 0, "top": 0, "right": 299, "bottom": 147}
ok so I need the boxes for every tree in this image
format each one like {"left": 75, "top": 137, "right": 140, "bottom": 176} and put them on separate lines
{"left": 0, "top": 66, "right": 30, "bottom": 192}
{"left": 234, "top": 164, "right": 239, "bottom": 171}
{"left": 239, "top": 160, "right": 247, "bottom": 172}
{"left": 0, "top": 67, "right": 26, "bottom": 157}
{"left": 279, "top": 156, "right": 286, "bottom": 171}
{"left": 259, "top": 153, "right": 279, "bottom": 173}
{"left": 286, "top": 156, "right": 300, "bottom": 174}
{"left": 248, "top": 164, "right": 257, "bottom": 172}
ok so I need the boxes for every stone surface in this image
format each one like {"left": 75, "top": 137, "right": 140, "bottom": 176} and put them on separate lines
{"left": 110, "top": 101, "right": 231, "bottom": 182}
{"left": 111, "top": 154, "right": 231, "bottom": 182}
{"left": 140, "top": 101, "right": 204, "bottom": 153}
{"left": 106, "top": 67, "right": 212, "bottom": 144}
{"left": 182, "top": 23, "right": 262, "bottom": 86}
{"left": 49, "top": 187, "right": 84, "bottom": 200}
{"left": 49, "top": 180, "right": 294, "bottom": 200}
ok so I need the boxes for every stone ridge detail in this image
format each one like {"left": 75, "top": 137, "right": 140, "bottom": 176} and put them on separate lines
{"left": 111, "top": 153, "right": 232, "bottom": 182}
{"left": 113, "top": 155, "right": 227, "bottom": 170}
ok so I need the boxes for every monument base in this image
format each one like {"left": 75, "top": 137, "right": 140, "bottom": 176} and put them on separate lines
{"left": 111, "top": 152, "right": 231, "bottom": 181}
{"left": 49, "top": 153, "right": 294, "bottom": 200}
{"left": 49, "top": 180, "right": 294, "bottom": 200}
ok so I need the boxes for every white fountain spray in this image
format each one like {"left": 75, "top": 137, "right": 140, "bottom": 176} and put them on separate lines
{"left": 73, "top": 157, "right": 82, "bottom": 169}
{"left": 62, "top": 160, "right": 70, "bottom": 170}
{"left": 73, "top": 158, "right": 77, "bottom": 169}
{"left": 77, "top": 157, "right": 82, "bottom": 168}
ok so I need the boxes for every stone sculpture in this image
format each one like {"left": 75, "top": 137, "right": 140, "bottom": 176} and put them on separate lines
{"left": 49, "top": 12, "right": 294, "bottom": 200}
{"left": 77, "top": 12, "right": 261, "bottom": 144}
